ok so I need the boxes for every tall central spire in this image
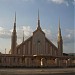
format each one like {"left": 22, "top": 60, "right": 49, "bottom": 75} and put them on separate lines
{"left": 37, "top": 9, "right": 41, "bottom": 29}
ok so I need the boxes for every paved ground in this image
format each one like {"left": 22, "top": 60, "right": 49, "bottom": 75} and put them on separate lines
{"left": 0, "top": 68, "right": 75, "bottom": 75}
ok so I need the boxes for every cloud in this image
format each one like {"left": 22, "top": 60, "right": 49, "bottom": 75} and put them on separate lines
{"left": 0, "top": 26, "right": 33, "bottom": 39}
{"left": 0, "top": 27, "right": 11, "bottom": 39}
{"left": 2, "top": 0, "right": 34, "bottom": 2}
{"left": 22, "top": 0, "right": 34, "bottom": 2}
{"left": 63, "top": 34, "right": 74, "bottom": 44}
{"left": 0, "top": 27, "right": 3, "bottom": 30}
{"left": 0, "top": 0, "right": 34, "bottom": 2}
{"left": 63, "top": 29, "right": 74, "bottom": 44}
{"left": 48, "top": 0, "right": 69, "bottom": 6}
{"left": 0, "top": 26, "right": 74, "bottom": 53}
{"left": 73, "top": 0, "right": 75, "bottom": 5}
{"left": 63, "top": 29, "right": 74, "bottom": 53}
{"left": 43, "top": 29, "right": 51, "bottom": 37}
{"left": 0, "top": 26, "right": 74, "bottom": 44}
{"left": 17, "top": 26, "right": 52, "bottom": 44}
{"left": 0, "top": 26, "right": 52, "bottom": 43}
{"left": 17, "top": 26, "right": 33, "bottom": 40}
{"left": 43, "top": 28, "right": 57, "bottom": 46}
{"left": 50, "top": 0, "right": 65, "bottom": 4}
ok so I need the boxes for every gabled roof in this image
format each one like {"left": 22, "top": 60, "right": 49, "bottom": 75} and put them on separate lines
{"left": 16, "top": 36, "right": 32, "bottom": 48}
{"left": 33, "top": 28, "right": 45, "bottom": 35}
{"left": 45, "top": 37, "right": 58, "bottom": 50}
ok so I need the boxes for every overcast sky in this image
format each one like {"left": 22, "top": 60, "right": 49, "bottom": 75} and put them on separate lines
{"left": 0, "top": 0, "right": 75, "bottom": 54}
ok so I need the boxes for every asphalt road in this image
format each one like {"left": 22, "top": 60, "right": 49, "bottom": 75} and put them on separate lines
{"left": 0, "top": 68, "right": 75, "bottom": 75}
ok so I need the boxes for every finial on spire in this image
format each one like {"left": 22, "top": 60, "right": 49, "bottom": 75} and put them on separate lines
{"left": 14, "top": 12, "right": 16, "bottom": 30}
{"left": 37, "top": 9, "right": 41, "bottom": 29}
{"left": 38, "top": 9, "right": 39, "bottom": 20}
{"left": 23, "top": 30, "right": 24, "bottom": 42}
{"left": 58, "top": 17, "right": 60, "bottom": 30}
{"left": 15, "top": 12, "right": 16, "bottom": 23}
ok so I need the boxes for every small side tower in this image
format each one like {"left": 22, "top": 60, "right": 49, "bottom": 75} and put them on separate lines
{"left": 11, "top": 13, "right": 17, "bottom": 54}
{"left": 23, "top": 30, "right": 24, "bottom": 42}
{"left": 57, "top": 18, "right": 63, "bottom": 56}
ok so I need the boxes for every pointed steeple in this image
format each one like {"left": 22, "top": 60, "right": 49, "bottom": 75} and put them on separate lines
{"left": 58, "top": 18, "right": 61, "bottom": 37}
{"left": 23, "top": 30, "right": 24, "bottom": 42}
{"left": 37, "top": 9, "right": 41, "bottom": 29}
{"left": 57, "top": 18, "right": 63, "bottom": 56}
{"left": 11, "top": 12, "right": 17, "bottom": 54}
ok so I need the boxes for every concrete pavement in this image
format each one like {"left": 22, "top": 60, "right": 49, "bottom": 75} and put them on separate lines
{"left": 0, "top": 68, "right": 75, "bottom": 75}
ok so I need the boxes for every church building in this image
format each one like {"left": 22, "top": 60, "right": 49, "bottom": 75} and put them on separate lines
{"left": 0, "top": 11, "right": 75, "bottom": 67}
{"left": 11, "top": 11, "right": 63, "bottom": 56}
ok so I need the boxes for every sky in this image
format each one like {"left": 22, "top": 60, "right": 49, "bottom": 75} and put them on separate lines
{"left": 0, "top": 0, "right": 75, "bottom": 54}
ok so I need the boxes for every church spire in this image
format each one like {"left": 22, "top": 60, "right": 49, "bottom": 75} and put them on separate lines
{"left": 37, "top": 9, "right": 41, "bottom": 29}
{"left": 58, "top": 18, "right": 61, "bottom": 37}
{"left": 57, "top": 18, "right": 63, "bottom": 56}
{"left": 11, "top": 12, "right": 17, "bottom": 54}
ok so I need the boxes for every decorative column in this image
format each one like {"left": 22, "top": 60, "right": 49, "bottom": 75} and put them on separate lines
{"left": 65, "top": 59, "right": 68, "bottom": 67}
{"left": 66, "top": 58, "right": 71, "bottom": 67}
{"left": 58, "top": 59, "right": 63, "bottom": 67}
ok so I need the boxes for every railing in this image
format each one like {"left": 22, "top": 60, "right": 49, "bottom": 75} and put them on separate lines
{"left": 0, "top": 55, "right": 75, "bottom": 67}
